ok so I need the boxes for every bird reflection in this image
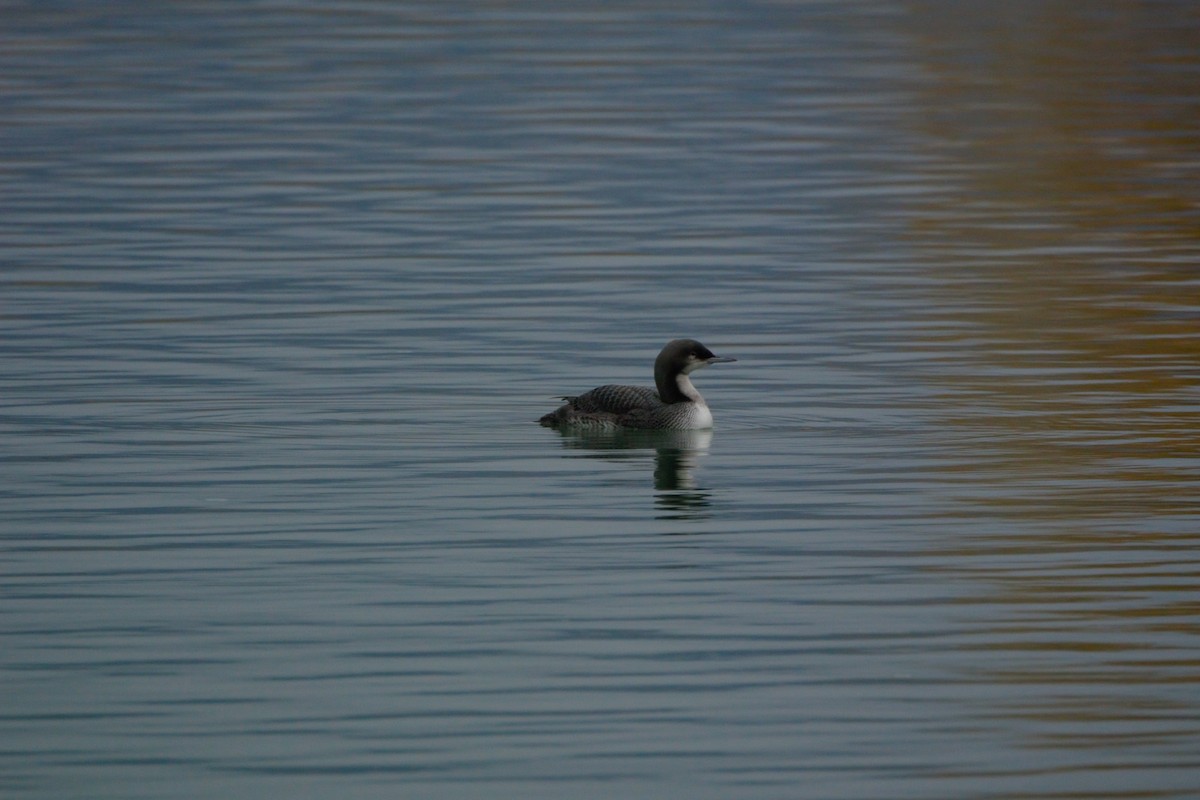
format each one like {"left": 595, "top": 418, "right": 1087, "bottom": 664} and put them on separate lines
{"left": 546, "top": 427, "right": 716, "bottom": 519}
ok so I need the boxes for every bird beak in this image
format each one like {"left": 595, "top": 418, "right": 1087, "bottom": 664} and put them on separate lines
{"left": 706, "top": 355, "right": 737, "bottom": 364}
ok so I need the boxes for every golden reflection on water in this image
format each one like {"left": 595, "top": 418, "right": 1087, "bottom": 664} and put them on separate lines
{"left": 902, "top": 2, "right": 1200, "bottom": 519}
{"left": 897, "top": 3, "right": 1200, "bottom": 782}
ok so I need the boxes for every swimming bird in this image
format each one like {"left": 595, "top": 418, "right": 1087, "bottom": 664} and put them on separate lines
{"left": 539, "top": 339, "right": 736, "bottom": 430}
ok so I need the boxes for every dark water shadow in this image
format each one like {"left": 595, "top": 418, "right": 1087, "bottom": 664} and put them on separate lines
{"left": 543, "top": 427, "right": 718, "bottom": 520}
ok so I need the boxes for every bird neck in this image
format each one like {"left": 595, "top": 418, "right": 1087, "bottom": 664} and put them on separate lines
{"left": 657, "top": 368, "right": 703, "bottom": 405}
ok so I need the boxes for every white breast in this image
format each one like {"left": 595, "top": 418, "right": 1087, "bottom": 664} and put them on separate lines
{"left": 686, "top": 403, "right": 714, "bottom": 429}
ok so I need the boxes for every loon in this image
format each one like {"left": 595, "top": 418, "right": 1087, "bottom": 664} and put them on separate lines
{"left": 539, "top": 339, "right": 736, "bottom": 430}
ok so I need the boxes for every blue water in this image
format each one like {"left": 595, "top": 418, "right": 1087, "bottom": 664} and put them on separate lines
{"left": 3, "top": 3, "right": 1199, "bottom": 798}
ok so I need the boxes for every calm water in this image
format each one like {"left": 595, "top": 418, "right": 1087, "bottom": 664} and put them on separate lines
{"left": 3, "top": 3, "right": 1199, "bottom": 798}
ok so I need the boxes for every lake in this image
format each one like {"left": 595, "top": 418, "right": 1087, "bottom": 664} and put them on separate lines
{"left": 3, "top": 2, "right": 1199, "bottom": 798}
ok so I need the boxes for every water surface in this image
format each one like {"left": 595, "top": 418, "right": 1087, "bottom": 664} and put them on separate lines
{"left": 3, "top": 3, "right": 1199, "bottom": 799}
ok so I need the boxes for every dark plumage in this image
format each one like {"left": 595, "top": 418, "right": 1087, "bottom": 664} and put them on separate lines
{"left": 539, "top": 339, "right": 735, "bottom": 430}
